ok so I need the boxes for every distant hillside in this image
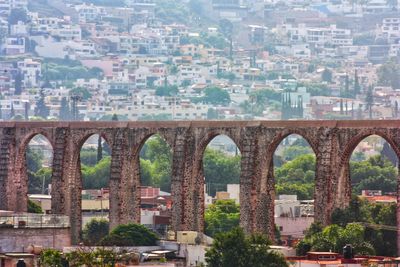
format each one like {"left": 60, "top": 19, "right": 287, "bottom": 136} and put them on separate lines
{"left": 28, "top": 0, "right": 64, "bottom": 17}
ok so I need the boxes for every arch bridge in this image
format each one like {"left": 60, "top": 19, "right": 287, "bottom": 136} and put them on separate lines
{"left": 1, "top": 120, "right": 400, "bottom": 254}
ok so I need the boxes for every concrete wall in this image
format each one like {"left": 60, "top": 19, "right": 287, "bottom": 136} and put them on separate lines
{"left": 275, "top": 217, "right": 314, "bottom": 238}
{"left": 0, "top": 228, "right": 71, "bottom": 253}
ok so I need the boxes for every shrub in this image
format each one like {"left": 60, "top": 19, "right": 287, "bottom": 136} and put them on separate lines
{"left": 100, "top": 223, "right": 159, "bottom": 246}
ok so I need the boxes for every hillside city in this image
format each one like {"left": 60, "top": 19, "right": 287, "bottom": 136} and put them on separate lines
{"left": 1, "top": 0, "right": 400, "bottom": 266}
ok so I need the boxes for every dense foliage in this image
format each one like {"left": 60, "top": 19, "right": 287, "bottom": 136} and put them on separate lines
{"left": 82, "top": 218, "right": 110, "bottom": 246}
{"left": 40, "top": 248, "right": 120, "bottom": 267}
{"left": 28, "top": 199, "right": 43, "bottom": 213}
{"left": 100, "top": 223, "right": 159, "bottom": 246}
{"left": 296, "top": 222, "right": 375, "bottom": 256}
{"left": 205, "top": 200, "right": 240, "bottom": 237}
{"left": 298, "top": 196, "right": 397, "bottom": 256}
{"left": 205, "top": 227, "right": 288, "bottom": 267}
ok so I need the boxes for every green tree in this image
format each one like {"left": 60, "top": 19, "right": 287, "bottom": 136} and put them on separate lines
{"left": 8, "top": 8, "right": 28, "bottom": 25}
{"left": 205, "top": 200, "right": 240, "bottom": 237}
{"left": 82, "top": 219, "right": 109, "bottom": 246}
{"left": 140, "top": 135, "right": 172, "bottom": 192}
{"left": 207, "top": 108, "right": 219, "bottom": 119}
{"left": 275, "top": 154, "right": 315, "bottom": 184}
{"left": 155, "top": 85, "right": 178, "bottom": 96}
{"left": 354, "top": 70, "right": 361, "bottom": 95}
{"left": 34, "top": 89, "right": 49, "bottom": 119}
{"left": 377, "top": 59, "right": 400, "bottom": 89}
{"left": 40, "top": 249, "right": 63, "bottom": 267}
{"left": 82, "top": 157, "right": 111, "bottom": 189}
{"left": 206, "top": 227, "right": 288, "bottom": 267}
{"left": 203, "top": 87, "right": 231, "bottom": 106}
{"left": 365, "top": 86, "right": 374, "bottom": 118}
{"left": 321, "top": 68, "right": 332, "bottom": 83}
{"left": 14, "top": 72, "right": 22, "bottom": 95}
{"left": 297, "top": 223, "right": 375, "bottom": 256}
{"left": 281, "top": 146, "right": 313, "bottom": 162}
{"left": 59, "top": 97, "right": 71, "bottom": 120}
{"left": 28, "top": 199, "right": 43, "bottom": 213}
{"left": 350, "top": 155, "right": 397, "bottom": 194}
{"left": 100, "top": 223, "right": 158, "bottom": 246}
{"left": 330, "top": 196, "right": 397, "bottom": 256}
{"left": 70, "top": 87, "right": 92, "bottom": 100}
{"left": 80, "top": 147, "right": 99, "bottom": 166}
{"left": 203, "top": 149, "right": 241, "bottom": 196}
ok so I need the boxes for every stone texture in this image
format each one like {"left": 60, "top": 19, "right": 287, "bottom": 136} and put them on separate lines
{"left": 0, "top": 227, "right": 70, "bottom": 252}
{"left": 1, "top": 121, "right": 400, "bottom": 255}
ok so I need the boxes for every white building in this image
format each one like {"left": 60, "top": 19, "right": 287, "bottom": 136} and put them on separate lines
{"left": 50, "top": 25, "right": 82, "bottom": 41}
{"left": 2, "top": 36, "right": 25, "bottom": 55}
{"left": 17, "top": 58, "right": 41, "bottom": 87}
{"left": 381, "top": 18, "right": 400, "bottom": 43}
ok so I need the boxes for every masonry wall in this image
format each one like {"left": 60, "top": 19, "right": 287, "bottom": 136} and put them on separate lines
{"left": 1, "top": 121, "right": 400, "bottom": 255}
{"left": 0, "top": 227, "right": 71, "bottom": 252}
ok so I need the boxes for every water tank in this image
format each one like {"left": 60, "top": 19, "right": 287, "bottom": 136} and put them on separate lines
{"left": 343, "top": 244, "right": 353, "bottom": 259}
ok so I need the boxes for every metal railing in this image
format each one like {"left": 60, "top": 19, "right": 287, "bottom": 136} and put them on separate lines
{"left": 0, "top": 214, "right": 70, "bottom": 228}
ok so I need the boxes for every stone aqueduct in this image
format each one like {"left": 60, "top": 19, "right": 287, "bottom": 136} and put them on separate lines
{"left": 1, "top": 120, "right": 400, "bottom": 252}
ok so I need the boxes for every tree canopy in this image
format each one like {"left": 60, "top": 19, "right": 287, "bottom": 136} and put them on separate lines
{"left": 205, "top": 200, "right": 240, "bottom": 237}
{"left": 205, "top": 227, "right": 288, "bottom": 267}
{"left": 100, "top": 223, "right": 159, "bottom": 246}
{"left": 296, "top": 222, "right": 375, "bottom": 256}
{"left": 377, "top": 59, "right": 400, "bottom": 89}
{"left": 82, "top": 218, "right": 110, "bottom": 246}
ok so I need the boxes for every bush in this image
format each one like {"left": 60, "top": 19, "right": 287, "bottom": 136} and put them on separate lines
{"left": 28, "top": 199, "right": 43, "bottom": 213}
{"left": 40, "top": 249, "right": 63, "bottom": 267}
{"left": 82, "top": 218, "right": 109, "bottom": 246}
{"left": 100, "top": 223, "right": 159, "bottom": 246}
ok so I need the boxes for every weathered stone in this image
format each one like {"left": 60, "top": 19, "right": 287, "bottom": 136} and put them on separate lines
{"left": 1, "top": 121, "right": 400, "bottom": 255}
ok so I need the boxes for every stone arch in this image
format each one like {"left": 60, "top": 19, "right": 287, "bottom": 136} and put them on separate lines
{"left": 340, "top": 130, "right": 400, "bottom": 169}
{"left": 267, "top": 129, "right": 318, "bottom": 158}
{"left": 337, "top": 129, "right": 400, "bottom": 256}
{"left": 18, "top": 130, "right": 54, "bottom": 160}
{"left": 68, "top": 131, "right": 114, "bottom": 244}
{"left": 335, "top": 130, "right": 400, "bottom": 210}
{"left": 193, "top": 131, "right": 243, "bottom": 233}
{"left": 262, "top": 129, "right": 318, "bottom": 191}
{"left": 15, "top": 131, "right": 54, "bottom": 212}
{"left": 256, "top": 130, "right": 318, "bottom": 239}
{"left": 135, "top": 132, "right": 173, "bottom": 190}
{"left": 196, "top": 130, "right": 243, "bottom": 159}
{"left": 75, "top": 130, "right": 113, "bottom": 152}
{"left": 134, "top": 131, "right": 174, "bottom": 158}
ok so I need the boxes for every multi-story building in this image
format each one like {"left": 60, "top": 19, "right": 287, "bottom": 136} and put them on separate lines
{"left": 381, "top": 18, "right": 400, "bottom": 43}
{"left": 17, "top": 58, "right": 41, "bottom": 87}
{"left": 2, "top": 36, "right": 25, "bottom": 55}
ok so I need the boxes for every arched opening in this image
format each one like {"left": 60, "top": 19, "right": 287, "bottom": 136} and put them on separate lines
{"left": 138, "top": 134, "right": 172, "bottom": 236}
{"left": 79, "top": 134, "right": 111, "bottom": 233}
{"left": 333, "top": 135, "right": 399, "bottom": 256}
{"left": 272, "top": 134, "right": 316, "bottom": 244}
{"left": 26, "top": 134, "right": 53, "bottom": 214}
{"left": 202, "top": 135, "right": 241, "bottom": 237}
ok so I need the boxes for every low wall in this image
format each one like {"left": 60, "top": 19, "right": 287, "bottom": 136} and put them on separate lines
{"left": 0, "top": 227, "right": 71, "bottom": 253}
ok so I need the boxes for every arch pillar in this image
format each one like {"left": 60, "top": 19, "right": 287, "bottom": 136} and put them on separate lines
{"left": 62, "top": 137, "right": 82, "bottom": 245}
{"left": 239, "top": 128, "right": 261, "bottom": 235}
{"left": 14, "top": 143, "right": 28, "bottom": 213}
{"left": 170, "top": 130, "right": 193, "bottom": 231}
{"left": 112, "top": 129, "right": 140, "bottom": 228}
{"left": 397, "top": 163, "right": 400, "bottom": 256}
{"left": 51, "top": 127, "right": 69, "bottom": 214}
{"left": 0, "top": 127, "right": 16, "bottom": 211}
{"left": 314, "top": 128, "right": 340, "bottom": 226}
